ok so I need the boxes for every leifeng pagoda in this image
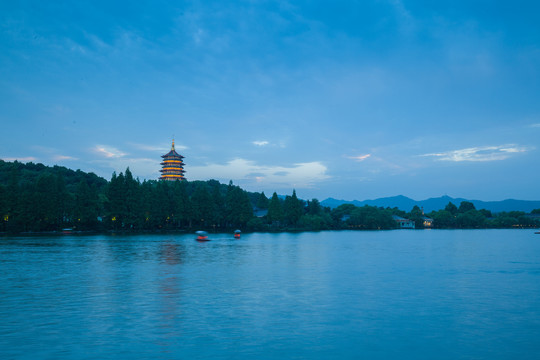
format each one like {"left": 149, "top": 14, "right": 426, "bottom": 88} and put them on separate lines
{"left": 159, "top": 140, "right": 186, "bottom": 181}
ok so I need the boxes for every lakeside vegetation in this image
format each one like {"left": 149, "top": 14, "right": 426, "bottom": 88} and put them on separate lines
{"left": 0, "top": 160, "right": 539, "bottom": 234}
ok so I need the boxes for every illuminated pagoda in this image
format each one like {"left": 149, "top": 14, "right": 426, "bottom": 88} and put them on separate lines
{"left": 159, "top": 139, "right": 186, "bottom": 181}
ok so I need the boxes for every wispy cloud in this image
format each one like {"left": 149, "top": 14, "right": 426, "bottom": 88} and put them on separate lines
{"left": 53, "top": 155, "right": 77, "bottom": 161}
{"left": 252, "top": 140, "right": 269, "bottom": 146}
{"left": 189, "top": 158, "right": 330, "bottom": 188}
{"left": 28, "top": 146, "right": 77, "bottom": 162}
{"left": 530, "top": 123, "right": 540, "bottom": 128}
{"left": 422, "top": 144, "right": 532, "bottom": 162}
{"left": 93, "top": 145, "right": 127, "bottom": 158}
{"left": 347, "top": 154, "right": 371, "bottom": 162}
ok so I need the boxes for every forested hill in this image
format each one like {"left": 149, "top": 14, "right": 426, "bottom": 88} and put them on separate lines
{"left": 0, "top": 160, "right": 107, "bottom": 192}
{"left": 0, "top": 160, "right": 264, "bottom": 233}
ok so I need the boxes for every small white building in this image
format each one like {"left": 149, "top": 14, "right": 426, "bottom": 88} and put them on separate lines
{"left": 392, "top": 215, "right": 415, "bottom": 229}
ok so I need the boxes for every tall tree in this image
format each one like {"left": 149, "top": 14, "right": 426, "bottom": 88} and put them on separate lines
{"left": 74, "top": 179, "right": 99, "bottom": 230}
{"left": 306, "top": 198, "right": 321, "bottom": 215}
{"left": 225, "top": 181, "right": 253, "bottom": 228}
{"left": 0, "top": 184, "right": 7, "bottom": 231}
{"left": 283, "top": 190, "right": 303, "bottom": 226}
{"left": 171, "top": 179, "right": 190, "bottom": 228}
{"left": 267, "top": 192, "right": 283, "bottom": 225}
{"left": 124, "top": 167, "right": 141, "bottom": 229}
{"left": 209, "top": 180, "right": 225, "bottom": 228}
{"left": 191, "top": 183, "right": 214, "bottom": 227}
{"left": 256, "top": 192, "right": 269, "bottom": 209}
{"left": 107, "top": 171, "right": 126, "bottom": 229}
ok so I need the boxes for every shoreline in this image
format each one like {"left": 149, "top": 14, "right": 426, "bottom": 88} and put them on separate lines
{"left": 2, "top": 226, "right": 539, "bottom": 238}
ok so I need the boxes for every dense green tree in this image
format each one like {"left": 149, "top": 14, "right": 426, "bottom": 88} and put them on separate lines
{"left": 306, "top": 199, "right": 322, "bottom": 216}
{"left": 107, "top": 172, "right": 126, "bottom": 228}
{"left": 458, "top": 201, "right": 476, "bottom": 213}
{"left": 298, "top": 213, "right": 333, "bottom": 230}
{"left": 431, "top": 210, "right": 456, "bottom": 228}
{"left": 225, "top": 182, "right": 254, "bottom": 228}
{"left": 256, "top": 191, "right": 269, "bottom": 209}
{"left": 283, "top": 190, "right": 303, "bottom": 226}
{"left": 5, "top": 167, "right": 22, "bottom": 232}
{"left": 33, "top": 174, "right": 65, "bottom": 231}
{"left": 246, "top": 216, "right": 265, "bottom": 231}
{"left": 505, "top": 211, "right": 526, "bottom": 218}
{"left": 456, "top": 209, "right": 486, "bottom": 228}
{"left": 209, "top": 180, "right": 225, "bottom": 228}
{"left": 387, "top": 207, "right": 407, "bottom": 217}
{"left": 171, "top": 179, "right": 191, "bottom": 228}
{"left": 517, "top": 215, "right": 537, "bottom": 227}
{"left": 478, "top": 209, "right": 492, "bottom": 218}
{"left": 191, "top": 183, "right": 214, "bottom": 227}
{"left": 331, "top": 204, "right": 357, "bottom": 225}
{"left": 74, "top": 179, "right": 99, "bottom": 230}
{"left": 267, "top": 192, "right": 283, "bottom": 224}
{"left": 0, "top": 184, "right": 6, "bottom": 231}
{"left": 123, "top": 168, "right": 141, "bottom": 229}
{"left": 492, "top": 215, "right": 518, "bottom": 228}
{"left": 444, "top": 202, "right": 458, "bottom": 215}
{"left": 348, "top": 205, "right": 395, "bottom": 230}
{"left": 140, "top": 180, "right": 160, "bottom": 229}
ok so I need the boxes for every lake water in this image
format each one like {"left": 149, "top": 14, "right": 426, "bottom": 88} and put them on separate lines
{"left": 1, "top": 230, "right": 540, "bottom": 359}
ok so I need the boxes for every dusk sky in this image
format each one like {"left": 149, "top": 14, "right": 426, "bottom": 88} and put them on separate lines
{"left": 1, "top": 1, "right": 539, "bottom": 201}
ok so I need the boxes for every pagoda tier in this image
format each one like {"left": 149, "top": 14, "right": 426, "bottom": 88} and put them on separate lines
{"left": 159, "top": 140, "right": 186, "bottom": 181}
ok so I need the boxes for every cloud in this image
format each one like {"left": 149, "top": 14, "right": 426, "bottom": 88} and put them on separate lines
{"left": 252, "top": 140, "right": 269, "bottom": 146}
{"left": 422, "top": 144, "right": 532, "bottom": 162}
{"left": 53, "top": 155, "right": 77, "bottom": 161}
{"left": 189, "top": 158, "right": 330, "bottom": 188}
{"left": 93, "top": 145, "right": 127, "bottom": 158}
{"left": 347, "top": 154, "right": 371, "bottom": 162}
{"left": 530, "top": 123, "right": 540, "bottom": 128}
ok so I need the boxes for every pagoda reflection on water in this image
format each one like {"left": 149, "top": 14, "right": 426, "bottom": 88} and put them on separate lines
{"left": 159, "top": 139, "right": 186, "bottom": 181}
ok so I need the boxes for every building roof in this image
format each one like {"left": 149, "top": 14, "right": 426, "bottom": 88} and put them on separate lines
{"left": 161, "top": 139, "right": 185, "bottom": 159}
{"left": 392, "top": 215, "right": 411, "bottom": 221}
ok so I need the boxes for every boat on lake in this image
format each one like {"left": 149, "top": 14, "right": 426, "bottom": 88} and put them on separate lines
{"left": 195, "top": 231, "right": 209, "bottom": 241}
{"left": 234, "top": 230, "right": 241, "bottom": 239}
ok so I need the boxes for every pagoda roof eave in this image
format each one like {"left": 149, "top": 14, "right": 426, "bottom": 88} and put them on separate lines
{"left": 161, "top": 149, "right": 184, "bottom": 158}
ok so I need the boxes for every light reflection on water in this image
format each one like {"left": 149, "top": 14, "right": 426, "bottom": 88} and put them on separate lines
{"left": 1, "top": 230, "right": 540, "bottom": 359}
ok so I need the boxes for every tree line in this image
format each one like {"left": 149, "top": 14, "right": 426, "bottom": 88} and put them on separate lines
{"left": 0, "top": 160, "right": 539, "bottom": 233}
{"left": 425, "top": 201, "right": 540, "bottom": 229}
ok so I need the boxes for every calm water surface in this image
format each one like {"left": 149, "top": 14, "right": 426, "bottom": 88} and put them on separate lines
{"left": 1, "top": 230, "right": 540, "bottom": 359}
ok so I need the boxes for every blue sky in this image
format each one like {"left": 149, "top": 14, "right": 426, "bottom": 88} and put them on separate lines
{"left": 1, "top": 0, "right": 539, "bottom": 201}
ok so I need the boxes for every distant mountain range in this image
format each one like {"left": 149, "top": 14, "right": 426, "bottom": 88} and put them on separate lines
{"left": 321, "top": 195, "right": 540, "bottom": 213}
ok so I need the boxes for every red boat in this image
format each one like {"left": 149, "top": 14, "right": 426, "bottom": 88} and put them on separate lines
{"left": 195, "top": 231, "right": 210, "bottom": 241}
{"left": 234, "top": 230, "right": 241, "bottom": 239}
